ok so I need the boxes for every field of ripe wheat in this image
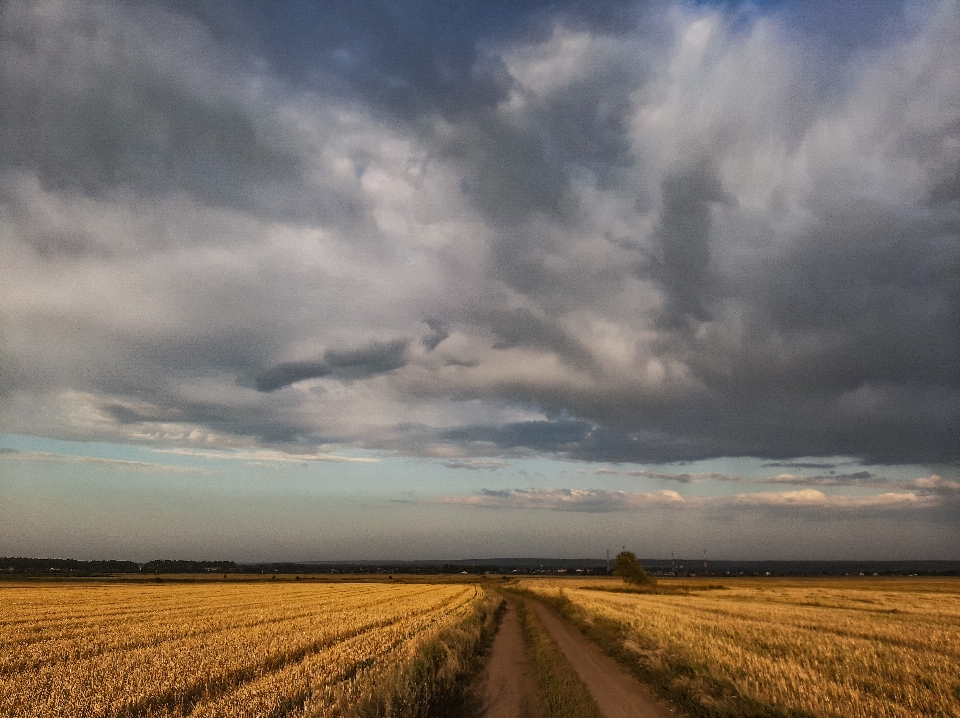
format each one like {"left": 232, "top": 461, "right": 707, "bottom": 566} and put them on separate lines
{"left": 520, "top": 577, "right": 960, "bottom": 718}
{"left": 0, "top": 580, "right": 484, "bottom": 717}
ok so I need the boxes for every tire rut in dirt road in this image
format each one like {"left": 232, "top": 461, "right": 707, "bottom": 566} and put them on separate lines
{"left": 530, "top": 601, "right": 676, "bottom": 718}
{"left": 479, "top": 599, "right": 544, "bottom": 718}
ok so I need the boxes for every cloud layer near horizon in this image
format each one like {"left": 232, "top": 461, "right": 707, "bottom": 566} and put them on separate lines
{"left": 435, "top": 485, "right": 931, "bottom": 512}
{"left": 1, "top": 0, "right": 958, "bottom": 467}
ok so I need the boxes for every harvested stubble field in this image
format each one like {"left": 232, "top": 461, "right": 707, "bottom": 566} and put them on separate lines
{"left": 519, "top": 577, "right": 960, "bottom": 718}
{"left": 0, "top": 580, "right": 489, "bottom": 717}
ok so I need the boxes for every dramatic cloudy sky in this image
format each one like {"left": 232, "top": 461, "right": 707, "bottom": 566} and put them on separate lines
{"left": 2, "top": 0, "right": 958, "bottom": 562}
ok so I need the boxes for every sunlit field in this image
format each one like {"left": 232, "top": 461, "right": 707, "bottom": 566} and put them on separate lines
{"left": 519, "top": 577, "right": 960, "bottom": 717}
{"left": 0, "top": 580, "right": 484, "bottom": 717}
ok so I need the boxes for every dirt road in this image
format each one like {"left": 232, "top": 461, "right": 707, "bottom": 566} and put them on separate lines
{"left": 479, "top": 593, "right": 676, "bottom": 718}
{"left": 530, "top": 600, "right": 675, "bottom": 718}
{"left": 479, "top": 599, "right": 544, "bottom": 718}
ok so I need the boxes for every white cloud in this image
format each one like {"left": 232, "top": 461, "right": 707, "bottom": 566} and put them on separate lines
{"left": 152, "top": 448, "right": 377, "bottom": 464}
{"left": 0, "top": 450, "right": 214, "bottom": 475}
{"left": 437, "top": 485, "right": 935, "bottom": 512}
{"left": 438, "top": 487, "right": 687, "bottom": 511}
{"left": 723, "top": 488, "right": 927, "bottom": 508}
{"left": 911, "top": 474, "right": 960, "bottom": 494}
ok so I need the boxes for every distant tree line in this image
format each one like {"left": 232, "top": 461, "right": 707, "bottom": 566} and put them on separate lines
{"left": 141, "top": 560, "right": 237, "bottom": 574}
{"left": 1, "top": 557, "right": 140, "bottom": 574}
{"left": 0, "top": 557, "right": 613, "bottom": 576}
{"left": 8, "top": 556, "right": 955, "bottom": 577}
{"left": 440, "top": 564, "right": 502, "bottom": 574}
{"left": 1, "top": 558, "right": 236, "bottom": 575}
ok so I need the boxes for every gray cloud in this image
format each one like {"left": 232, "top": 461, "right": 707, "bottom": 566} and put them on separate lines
{"left": 441, "top": 420, "right": 593, "bottom": 454}
{"left": 624, "top": 469, "right": 742, "bottom": 484}
{"left": 439, "top": 459, "right": 508, "bottom": 471}
{"left": 255, "top": 339, "right": 410, "bottom": 392}
{"left": 760, "top": 472, "right": 883, "bottom": 487}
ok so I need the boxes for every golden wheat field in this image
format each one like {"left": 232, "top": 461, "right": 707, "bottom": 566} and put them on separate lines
{"left": 0, "top": 580, "right": 483, "bottom": 718}
{"left": 520, "top": 576, "right": 960, "bottom": 718}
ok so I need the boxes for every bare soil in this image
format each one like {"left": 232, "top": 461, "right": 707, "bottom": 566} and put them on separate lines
{"left": 478, "top": 599, "right": 544, "bottom": 718}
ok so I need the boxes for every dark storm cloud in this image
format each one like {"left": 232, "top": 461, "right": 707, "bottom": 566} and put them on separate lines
{"left": 662, "top": 206, "right": 960, "bottom": 463}
{"left": 223, "top": 3, "right": 652, "bottom": 227}
{"left": 1, "top": 0, "right": 958, "bottom": 474}
{"left": 0, "top": 5, "right": 296, "bottom": 207}
{"left": 488, "top": 308, "right": 597, "bottom": 370}
{"left": 100, "top": 391, "right": 321, "bottom": 445}
{"left": 255, "top": 339, "right": 410, "bottom": 392}
{"left": 238, "top": 1, "right": 642, "bottom": 119}
{"left": 566, "top": 426, "right": 718, "bottom": 464}
{"left": 422, "top": 319, "right": 449, "bottom": 351}
{"left": 747, "top": 213, "right": 958, "bottom": 390}
{"left": 323, "top": 339, "right": 411, "bottom": 378}
{"left": 773, "top": 0, "right": 911, "bottom": 58}
{"left": 653, "top": 162, "right": 730, "bottom": 325}
{"left": 254, "top": 361, "right": 330, "bottom": 393}
{"left": 3, "top": 77, "right": 297, "bottom": 208}
{"left": 449, "top": 117, "right": 570, "bottom": 223}
{"left": 432, "top": 420, "right": 728, "bottom": 465}
{"left": 0, "top": 0, "right": 376, "bottom": 247}
{"left": 103, "top": 404, "right": 150, "bottom": 425}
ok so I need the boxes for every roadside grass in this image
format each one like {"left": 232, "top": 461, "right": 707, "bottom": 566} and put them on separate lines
{"left": 514, "top": 597, "right": 605, "bottom": 718}
{"left": 518, "top": 588, "right": 815, "bottom": 718}
{"left": 329, "top": 591, "right": 505, "bottom": 718}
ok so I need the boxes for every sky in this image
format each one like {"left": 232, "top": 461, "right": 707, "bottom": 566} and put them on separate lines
{"left": 1, "top": 0, "right": 958, "bottom": 562}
